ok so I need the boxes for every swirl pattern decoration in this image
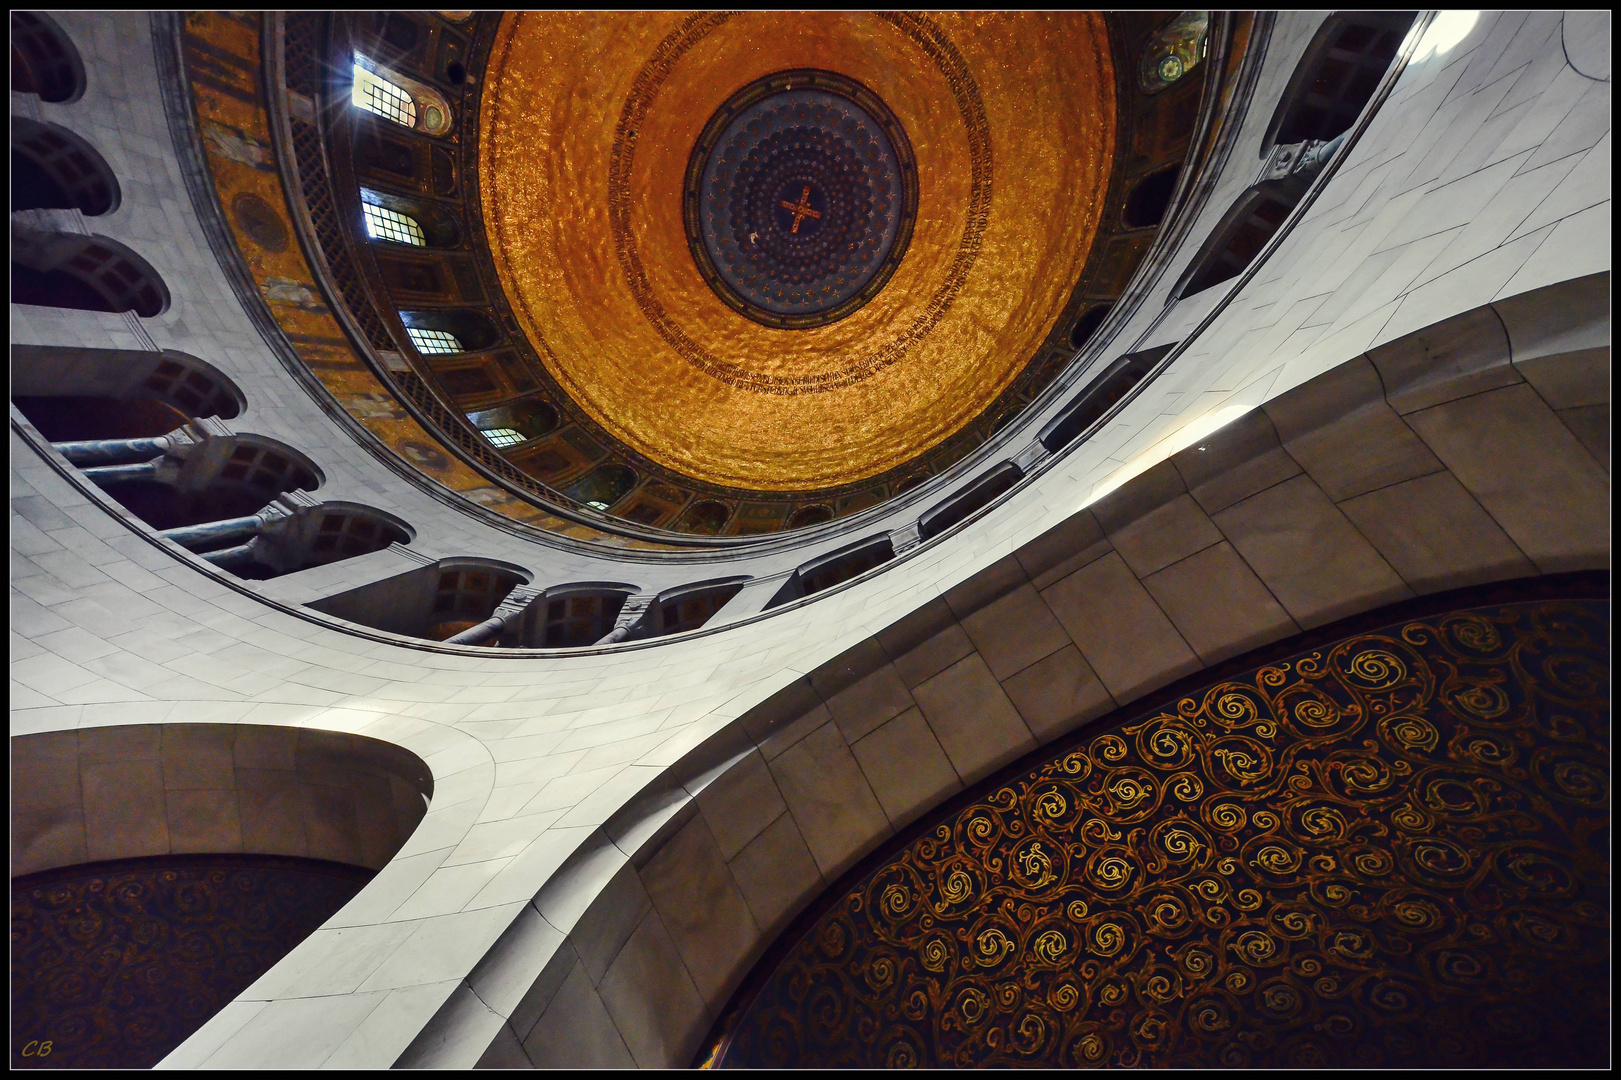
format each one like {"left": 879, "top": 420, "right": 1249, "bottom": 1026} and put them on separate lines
{"left": 10, "top": 856, "right": 371, "bottom": 1070}
{"left": 708, "top": 599, "right": 1610, "bottom": 1068}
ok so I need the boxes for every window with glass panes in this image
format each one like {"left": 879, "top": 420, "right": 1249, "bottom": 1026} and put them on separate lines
{"left": 406, "top": 327, "right": 462, "bottom": 354}
{"left": 353, "top": 62, "right": 417, "bottom": 128}
{"left": 361, "top": 202, "right": 426, "bottom": 246}
{"left": 480, "top": 427, "right": 525, "bottom": 448}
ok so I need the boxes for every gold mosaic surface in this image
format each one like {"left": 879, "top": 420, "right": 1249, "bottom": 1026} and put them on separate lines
{"left": 180, "top": 12, "right": 668, "bottom": 549}
{"left": 481, "top": 12, "right": 1114, "bottom": 491}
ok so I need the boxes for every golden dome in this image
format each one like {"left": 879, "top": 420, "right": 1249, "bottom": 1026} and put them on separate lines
{"left": 480, "top": 12, "right": 1115, "bottom": 491}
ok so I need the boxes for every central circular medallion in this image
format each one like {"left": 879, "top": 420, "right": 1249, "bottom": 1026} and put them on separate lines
{"left": 684, "top": 69, "right": 919, "bottom": 330}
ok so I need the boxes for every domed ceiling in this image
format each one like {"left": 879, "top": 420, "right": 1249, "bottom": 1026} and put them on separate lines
{"left": 480, "top": 12, "right": 1114, "bottom": 491}
{"left": 183, "top": 12, "right": 1207, "bottom": 540}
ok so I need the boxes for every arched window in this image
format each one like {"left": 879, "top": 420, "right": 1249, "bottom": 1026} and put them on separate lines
{"left": 466, "top": 398, "right": 558, "bottom": 450}
{"left": 11, "top": 118, "right": 120, "bottom": 216}
{"left": 540, "top": 589, "right": 631, "bottom": 647}
{"left": 1266, "top": 12, "right": 1417, "bottom": 149}
{"left": 85, "top": 433, "right": 323, "bottom": 539}
{"left": 479, "top": 427, "right": 525, "bottom": 449}
{"left": 10, "top": 12, "right": 84, "bottom": 104}
{"left": 768, "top": 535, "right": 895, "bottom": 608}
{"left": 564, "top": 465, "right": 637, "bottom": 512}
{"left": 1069, "top": 303, "right": 1113, "bottom": 351}
{"left": 405, "top": 326, "right": 462, "bottom": 354}
{"left": 12, "top": 346, "right": 245, "bottom": 442}
{"left": 1124, "top": 165, "right": 1181, "bottom": 230}
{"left": 11, "top": 231, "right": 169, "bottom": 317}
{"left": 352, "top": 56, "right": 453, "bottom": 136}
{"left": 215, "top": 502, "right": 414, "bottom": 582}
{"left": 308, "top": 558, "right": 527, "bottom": 641}
{"left": 787, "top": 505, "right": 833, "bottom": 530}
{"left": 352, "top": 61, "right": 416, "bottom": 128}
{"left": 1173, "top": 186, "right": 1296, "bottom": 298}
{"left": 650, "top": 578, "right": 747, "bottom": 636}
{"left": 401, "top": 310, "right": 500, "bottom": 351}
{"left": 918, "top": 462, "right": 1023, "bottom": 542}
{"left": 361, "top": 201, "right": 425, "bottom": 246}
{"left": 674, "top": 500, "right": 731, "bottom": 536}
{"left": 304, "top": 505, "right": 412, "bottom": 563}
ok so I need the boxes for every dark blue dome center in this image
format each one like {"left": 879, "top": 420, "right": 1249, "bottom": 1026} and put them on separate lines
{"left": 684, "top": 71, "right": 917, "bottom": 329}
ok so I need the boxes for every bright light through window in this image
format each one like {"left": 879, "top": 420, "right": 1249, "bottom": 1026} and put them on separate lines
{"left": 353, "top": 61, "right": 417, "bottom": 128}
{"left": 362, "top": 202, "right": 426, "bottom": 246}
{"left": 406, "top": 327, "right": 463, "bottom": 354}
{"left": 480, "top": 427, "right": 526, "bottom": 448}
{"left": 1413, "top": 11, "right": 1479, "bottom": 62}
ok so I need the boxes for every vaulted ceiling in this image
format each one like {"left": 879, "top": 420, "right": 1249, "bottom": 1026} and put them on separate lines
{"left": 479, "top": 12, "right": 1115, "bottom": 492}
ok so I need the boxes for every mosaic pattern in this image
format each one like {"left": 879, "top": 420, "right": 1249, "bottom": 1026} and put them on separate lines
{"left": 687, "top": 70, "right": 917, "bottom": 328}
{"left": 10, "top": 855, "right": 372, "bottom": 1070}
{"left": 712, "top": 599, "right": 1611, "bottom": 1068}
{"left": 177, "top": 13, "right": 637, "bottom": 547}
{"left": 607, "top": 12, "right": 990, "bottom": 396}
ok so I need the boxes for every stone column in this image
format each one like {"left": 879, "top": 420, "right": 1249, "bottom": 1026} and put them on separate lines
{"left": 80, "top": 459, "right": 162, "bottom": 484}
{"left": 52, "top": 432, "right": 177, "bottom": 466}
{"left": 159, "top": 514, "right": 265, "bottom": 551}
{"left": 593, "top": 591, "right": 655, "bottom": 646}
{"left": 443, "top": 586, "right": 541, "bottom": 646}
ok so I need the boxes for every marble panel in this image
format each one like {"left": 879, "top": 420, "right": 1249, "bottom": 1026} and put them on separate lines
{"left": 1265, "top": 356, "right": 1446, "bottom": 501}
{"left": 537, "top": 841, "right": 649, "bottom": 985}
{"left": 1367, "top": 306, "right": 1520, "bottom": 414}
{"left": 1102, "top": 493, "right": 1225, "bottom": 579}
{"left": 820, "top": 657, "right": 916, "bottom": 745}
{"left": 1340, "top": 471, "right": 1537, "bottom": 592}
{"left": 1041, "top": 552, "right": 1202, "bottom": 702}
{"left": 359, "top": 904, "right": 524, "bottom": 993}
{"left": 640, "top": 815, "right": 759, "bottom": 1011}
{"left": 958, "top": 583, "right": 1070, "bottom": 681}
{"left": 521, "top": 960, "right": 635, "bottom": 1068}
{"left": 1142, "top": 542, "right": 1299, "bottom": 666}
{"left": 1556, "top": 404, "right": 1609, "bottom": 470}
{"left": 165, "top": 787, "right": 243, "bottom": 854}
{"left": 1496, "top": 200, "right": 1610, "bottom": 300}
{"left": 240, "top": 921, "right": 419, "bottom": 1000}
{"left": 728, "top": 811, "right": 823, "bottom": 938}
{"left": 377, "top": 981, "right": 499, "bottom": 1070}
{"left": 81, "top": 758, "right": 168, "bottom": 862}
{"left": 160, "top": 724, "right": 237, "bottom": 790}
{"left": 877, "top": 598, "right": 976, "bottom": 689}
{"left": 911, "top": 654, "right": 1036, "bottom": 785}
{"left": 693, "top": 748, "right": 787, "bottom": 861}
{"left": 851, "top": 706, "right": 962, "bottom": 827}
{"left": 1014, "top": 509, "right": 1113, "bottom": 592}
{"left": 999, "top": 644, "right": 1115, "bottom": 746}
{"left": 1405, "top": 384, "right": 1610, "bottom": 572}
{"left": 943, "top": 553, "right": 1028, "bottom": 617}
{"left": 1172, "top": 408, "right": 1302, "bottom": 515}
{"left": 234, "top": 767, "right": 311, "bottom": 858}
{"left": 202, "top": 991, "right": 391, "bottom": 1070}
{"left": 596, "top": 912, "right": 710, "bottom": 1068}
{"left": 1213, "top": 475, "right": 1411, "bottom": 628}
{"left": 473, "top": 1023, "right": 532, "bottom": 1068}
{"left": 768, "top": 721, "right": 891, "bottom": 878}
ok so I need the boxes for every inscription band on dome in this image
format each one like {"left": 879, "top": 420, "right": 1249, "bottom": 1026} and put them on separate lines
{"left": 683, "top": 69, "right": 919, "bottom": 330}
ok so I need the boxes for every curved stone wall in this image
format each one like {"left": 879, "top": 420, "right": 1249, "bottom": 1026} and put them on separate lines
{"left": 11, "top": 724, "right": 431, "bottom": 878}
{"left": 415, "top": 278, "right": 1610, "bottom": 1067}
{"left": 8, "top": 9, "right": 1610, "bottom": 1071}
